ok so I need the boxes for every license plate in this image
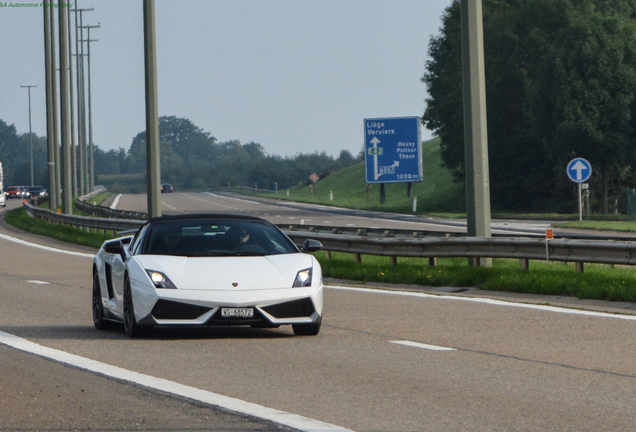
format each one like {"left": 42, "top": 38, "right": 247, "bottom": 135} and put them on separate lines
{"left": 221, "top": 308, "right": 254, "bottom": 318}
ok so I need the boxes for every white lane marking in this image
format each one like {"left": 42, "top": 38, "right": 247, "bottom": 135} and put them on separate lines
{"left": 0, "top": 331, "right": 353, "bottom": 432}
{"left": 161, "top": 200, "right": 184, "bottom": 213}
{"left": 390, "top": 341, "right": 456, "bottom": 351}
{"left": 184, "top": 193, "right": 240, "bottom": 211}
{"left": 110, "top": 194, "right": 122, "bottom": 209}
{"left": 27, "top": 280, "right": 50, "bottom": 285}
{"left": 327, "top": 285, "right": 636, "bottom": 321}
{"left": 204, "top": 192, "right": 261, "bottom": 206}
{"left": 0, "top": 233, "right": 94, "bottom": 258}
{"left": 190, "top": 192, "right": 543, "bottom": 235}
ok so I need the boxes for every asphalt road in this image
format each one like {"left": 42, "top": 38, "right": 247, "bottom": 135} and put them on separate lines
{"left": 107, "top": 191, "right": 636, "bottom": 240}
{"left": 108, "top": 191, "right": 554, "bottom": 236}
{"left": 2, "top": 197, "right": 636, "bottom": 431}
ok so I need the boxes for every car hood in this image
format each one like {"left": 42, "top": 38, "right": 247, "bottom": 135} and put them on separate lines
{"left": 135, "top": 253, "right": 314, "bottom": 291}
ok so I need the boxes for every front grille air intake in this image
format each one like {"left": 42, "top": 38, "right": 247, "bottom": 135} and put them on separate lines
{"left": 151, "top": 299, "right": 212, "bottom": 320}
{"left": 262, "top": 298, "right": 315, "bottom": 319}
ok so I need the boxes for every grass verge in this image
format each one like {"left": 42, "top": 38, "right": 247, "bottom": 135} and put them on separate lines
{"left": 5, "top": 207, "right": 113, "bottom": 250}
{"left": 263, "top": 138, "right": 466, "bottom": 215}
{"left": 553, "top": 220, "right": 636, "bottom": 233}
{"left": 316, "top": 251, "right": 636, "bottom": 303}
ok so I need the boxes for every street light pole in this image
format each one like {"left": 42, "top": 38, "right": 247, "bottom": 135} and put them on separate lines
{"left": 67, "top": 4, "right": 77, "bottom": 198}
{"left": 58, "top": 0, "right": 73, "bottom": 214}
{"left": 43, "top": 4, "right": 55, "bottom": 205}
{"left": 461, "top": 0, "right": 492, "bottom": 267}
{"left": 80, "top": 23, "right": 99, "bottom": 193}
{"left": 143, "top": 0, "right": 162, "bottom": 218}
{"left": 48, "top": 3, "right": 60, "bottom": 209}
{"left": 72, "top": 4, "right": 93, "bottom": 196}
{"left": 20, "top": 85, "right": 37, "bottom": 186}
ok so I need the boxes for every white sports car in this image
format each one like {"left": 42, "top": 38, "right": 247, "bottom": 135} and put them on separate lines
{"left": 92, "top": 214, "right": 324, "bottom": 337}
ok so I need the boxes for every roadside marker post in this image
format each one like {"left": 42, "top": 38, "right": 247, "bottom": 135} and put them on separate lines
{"left": 546, "top": 229, "right": 553, "bottom": 262}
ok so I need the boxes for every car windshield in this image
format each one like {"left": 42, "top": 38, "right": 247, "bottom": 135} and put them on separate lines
{"left": 141, "top": 218, "right": 298, "bottom": 257}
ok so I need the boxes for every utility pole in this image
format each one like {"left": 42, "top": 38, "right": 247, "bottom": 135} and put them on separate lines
{"left": 73, "top": 4, "right": 93, "bottom": 196}
{"left": 461, "top": 0, "right": 492, "bottom": 267}
{"left": 80, "top": 23, "right": 99, "bottom": 193}
{"left": 43, "top": 4, "right": 54, "bottom": 203}
{"left": 58, "top": 0, "right": 72, "bottom": 214}
{"left": 144, "top": 0, "right": 161, "bottom": 218}
{"left": 44, "top": 3, "right": 58, "bottom": 210}
{"left": 67, "top": 4, "right": 77, "bottom": 198}
{"left": 20, "top": 85, "right": 37, "bottom": 187}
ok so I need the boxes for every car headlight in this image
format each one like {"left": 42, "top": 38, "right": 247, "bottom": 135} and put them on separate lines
{"left": 292, "top": 268, "right": 312, "bottom": 288}
{"left": 146, "top": 270, "right": 177, "bottom": 289}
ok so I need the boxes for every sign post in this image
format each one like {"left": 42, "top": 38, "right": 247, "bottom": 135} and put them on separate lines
{"left": 364, "top": 117, "right": 423, "bottom": 186}
{"left": 566, "top": 158, "right": 592, "bottom": 221}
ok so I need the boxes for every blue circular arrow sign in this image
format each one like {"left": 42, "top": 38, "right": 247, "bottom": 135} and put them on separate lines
{"left": 567, "top": 158, "right": 592, "bottom": 183}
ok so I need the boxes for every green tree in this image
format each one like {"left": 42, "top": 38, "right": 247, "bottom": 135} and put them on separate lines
{"left": 423, "top": 0, "right": 636, "bottom": 212}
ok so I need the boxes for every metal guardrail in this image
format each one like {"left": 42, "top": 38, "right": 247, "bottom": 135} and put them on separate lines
{"left": 75, "top": 188, "right": 148, "bottom": 221}
{"left": 78, "top": 187, "right": 107, "bottom": 203}
{"left": 283, "top": 230, "right": 636, "bottom": 272}
{"left": 282, "top": 223, "right": 636, "bottom": 242}
{"left": 25, "top": 202, "right": 144, "bottom": 234}
{"left": 75, "top": 199, "right": 148, "bottom": 221}
{"left": 23, "top": 202, "right": 636, "bottom": 273}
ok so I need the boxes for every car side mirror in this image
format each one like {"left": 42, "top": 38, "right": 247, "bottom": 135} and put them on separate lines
{"left": 104, "top": 240, "right": 131, "bottom": 261}
{"left": 301, "top": 239, "right": 322, "bottom": 253}
{"left": 103, "top": 241, "right": 122, "bottom": 255}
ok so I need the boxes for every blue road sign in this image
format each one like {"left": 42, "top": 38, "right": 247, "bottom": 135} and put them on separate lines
{"left": 566, "top": 158, "right": 592, "bottom": 183}
{"left": 364, "top": 117, "right": 422, "bottom": 184}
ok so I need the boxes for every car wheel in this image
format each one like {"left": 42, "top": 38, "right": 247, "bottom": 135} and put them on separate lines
{"left": 123, "top": 275, "right": 152, "bottom": 338}
{"left": 92, "top": 268, "right": 113, "bottom": 330}
{"left": 292, "top": 318, "right": 321, "bottom": 336}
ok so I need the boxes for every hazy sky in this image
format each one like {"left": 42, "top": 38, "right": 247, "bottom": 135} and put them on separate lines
{"left": 1, "top": 1, "right": 451, "bottom": 158}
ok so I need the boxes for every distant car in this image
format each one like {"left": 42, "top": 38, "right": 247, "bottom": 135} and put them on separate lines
{"left": 92, "top": 214, "right": 324, "bottom": 337}
{"left": 161, "top": 184, "right": 174, "bottom": 193}
{"left": 5, "top": 186, "right": 21, "bottom": 199}
{"left": 27, "top": 186, "right": 47, "bottom": 198}
{"left": 19, "top": 186, "right": 30, "bottom": 198}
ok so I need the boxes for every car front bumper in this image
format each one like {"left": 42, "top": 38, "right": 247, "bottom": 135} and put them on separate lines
{"left": 134, "top": 285, "right": 323, "bottom": 327}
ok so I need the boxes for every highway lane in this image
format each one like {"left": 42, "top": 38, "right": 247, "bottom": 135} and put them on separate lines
{"left": 0, "top": 345, "right": 296, "bottom": 432}
{"left": 1, "top": 209, "right": 636, "bottom": 430}
{"left": 110, "top": 191, "right": 552, "bottom": 236}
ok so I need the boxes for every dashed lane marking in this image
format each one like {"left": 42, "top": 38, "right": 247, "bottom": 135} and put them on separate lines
{"left": 110, "top": 194, "right": 122, "bottom": 209}
{"left": 390, "top": 340, "right": 456, "bottom": 351}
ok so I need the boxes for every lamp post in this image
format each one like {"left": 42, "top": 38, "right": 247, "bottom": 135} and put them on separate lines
{"left": 58, "top": 0, "right": 73, "bottom": 214}
{"left": 72, "top": 5, "right": 93, "bottom": 196}
{"left": 144, "top": 0, "right": 161, "bottom": 218}
{"left": 20, "top": 85, "right": 37, "bottom": 186}
{"left": 67, "top": 4, "right": 77, "bottom": 198}
{"left": 80, "top": 23, "right": 99, "bottom": 192}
